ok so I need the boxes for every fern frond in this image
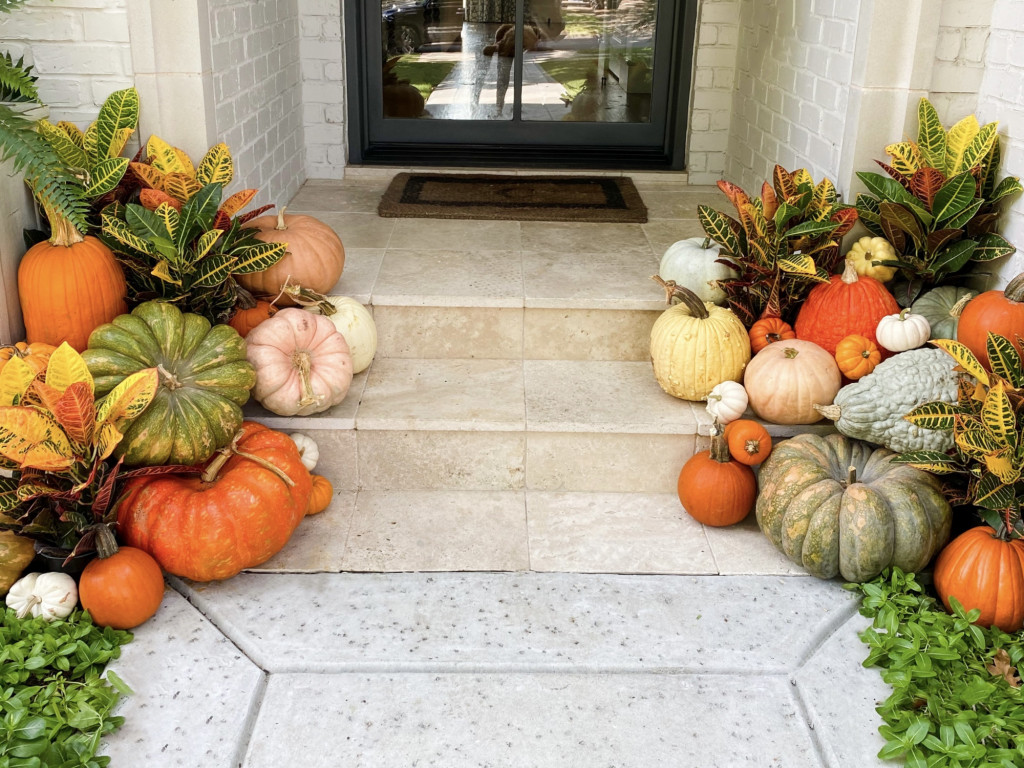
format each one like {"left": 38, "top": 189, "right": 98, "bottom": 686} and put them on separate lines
{"left": 0, "top": 0, "right": 38, "bottom": 12}
{"left": 0, "top": 52, "right": 38, "bottom": 102}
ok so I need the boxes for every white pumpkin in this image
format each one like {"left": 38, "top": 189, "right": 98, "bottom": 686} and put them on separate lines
{"left": 6, "top": 572, "right": 78, "bottom": 620}
{"left": 317, "top": 296, "right": 377, "bottom": 374}
{"left": 289, "top": 432, "right": 320, "bottom": 471}
{"left": 705, "top": 381, "right": 748, "bottom": 424}
{"left": 876, "top": 309, "right": 931, "bottom": 352}
{"left": 658, "top": 237, "right": 736, "bottom": 305}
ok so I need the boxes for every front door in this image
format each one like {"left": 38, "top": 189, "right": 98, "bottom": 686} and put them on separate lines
{"left": 346, "top": 0, "right": 698, "bottom": 168}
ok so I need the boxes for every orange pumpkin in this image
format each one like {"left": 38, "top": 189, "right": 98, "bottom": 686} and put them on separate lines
{"left": 957, "top": 273, "right": 1024, "bottom": 368}
{"left": 834, "top": 334, "right": 881, "bottom": 380}
{"left": 723, "top": 419, "right": 772, "bottom": 465}
{"left": 933, "top": 526, "right": 1024, "bottom": 632}
{"left": 78, "top": 531, "right": 165, "bottom": 630}
{"left": 307, "top": 475, "right": 333, "bottom": 515}
{"left": 794, "top": 261, "right": 899, "bottom": 356}
{"left": 237, "top": 209, "right": 345, "bottom": 304}
{"left": 116, "top": 422, "right": 313, "bottom": 582}
{"left": 677, "top": 429, "right": 756, "bottom": 526}
{"left": 748, "top": 317, "right": 795, "bottom": 354}
{"left": 17, "top": 220, "right": 127, "bottom": 351}
{"left": 0, "top": 341, "right": 55, "bottom": 376}
{"left": 228, "top": 300, "right": 278, "bottom": 338}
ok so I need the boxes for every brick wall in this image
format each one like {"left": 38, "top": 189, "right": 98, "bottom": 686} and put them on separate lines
{"left": 0, "top": 0, "right": 133, "bottom": 124}
{"left": 723, "top": 0, "right": 856, "bottom": 194}
{"left": 929, "top": 0, "right": 995, "bottom": 124}
{"left": 299, "top": 0, "right": 346, "bottom": 179}
{"left": 208, "top": 0, "right": 306, "bottom": 205}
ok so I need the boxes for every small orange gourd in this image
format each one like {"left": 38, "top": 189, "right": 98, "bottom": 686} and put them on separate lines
{"left": 748, "top": 317, "right": 795, "bottom": 354}
{"left": 723, "top": 419, "right": 772, "bottom": 465}
{"left": 677, "top": 428, "right": 756, "bottom": 526}
{"left": 228, "top": 300, "right": 278, "bottom": 338}
{"left": 307, "top": 475, "right": 334, "bottom": 515}
{"left": 834, "top": 334, "right": 881, "bottom": 380}
{"left": 0, "top": 342, "right": 56, "bottom": 376}
{"left": 78, "top": 528, "right": 165, "bottom": 630}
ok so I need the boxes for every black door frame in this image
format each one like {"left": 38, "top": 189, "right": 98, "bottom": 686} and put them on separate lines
{"left": 345, "top": 0, "right": 699, "bottom": 169}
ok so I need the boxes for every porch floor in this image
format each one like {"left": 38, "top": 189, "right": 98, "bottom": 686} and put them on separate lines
{"left": 99, "top": 173, "right": 889, "bottom": 767}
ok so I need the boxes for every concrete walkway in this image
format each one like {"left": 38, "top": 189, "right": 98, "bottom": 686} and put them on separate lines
{"left": 101, "top": 573, "right": 890, "bottom": 767}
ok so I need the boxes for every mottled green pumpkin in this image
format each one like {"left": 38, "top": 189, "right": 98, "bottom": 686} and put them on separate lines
{"left": 83, "top": 301, "right": 256, "bottom": 466}
{"left": 756, "top": 433, "right": 951, "bottom": 582}
{"left": 910, "top": 285, "right": 975, "bottom": 341}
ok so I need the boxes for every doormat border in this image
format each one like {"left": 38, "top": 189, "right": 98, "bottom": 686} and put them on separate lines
{"left": 377, "top": 173, "right": 649, "bottom": 223}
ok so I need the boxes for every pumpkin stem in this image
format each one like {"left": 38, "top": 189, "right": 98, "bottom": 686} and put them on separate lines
{"left": 93, "top": 524, "right": 119, "bottom": 559}
{"left": 949, "top": 293, "right": 974, "bottom": 318}
{"left": 16, "top": 594, "right": 41, "bottom": 620}
{"left": 840, "top": 260, "right": 860, "bottom": 285}
{"left": 234, "top": 285, "right": 258, "bottom": 311}
{"left": 845, "top": 465, "right": 858, "bottom": 486}
{"left": 202, "top": 430, "right": 297, "bottom": 486}
{"left": 813, "top": 403, "right": 841, "bottom": 421}
{"left": 650, "top": 275, "right": 710, "bottom": 319}
{"left": 44, "top": 206, "right": 86, "bottom": 247}
{"left": 898, "top": 308, "right": 911, "bottom": 320}
{"left": 293, "top": 351, "right": 321, "bottom": 409}
{"left": 783, "top": 347, "right": 800, "bottom": 359}
{"left": 1005, "top": 273, "right": 1024, "bottom": 302}
{"left": 275, "top": 206, "right": 289, "bottom": 231}
{"left": 278, "top": 278, "right": 336, "bottom": 316}
{"left": 709, "top": 423, "right": 730, "bottom": 463}
{"left": 157, "top": 364, "right": 183, "bottom": 390}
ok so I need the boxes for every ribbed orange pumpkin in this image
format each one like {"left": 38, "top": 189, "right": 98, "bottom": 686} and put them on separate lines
{"left": 794, "top": 261, "right": 899, "bottom": 356}
{"left": 957, "top": 273, "right": 1024, "bottom": 369}
{"left": 78, "top": 531, "right": 165, "bottom": 630}
{"left": 723, "top": 419, "right": 772, "bottom": 466}
{"left": 307, "top": 475, "right": 333, "bottom": 515}
{"left": 677, "top": 430, "right": 756, "bottom": 526}
{"left": 237, "top": 209, "right": 345, "bottom": 305}
{"left": 228, "top": 300, "right": 278, "bottom": 338}
{"left": 18, "top": 221, "right": 127, "bottom": 351}
{"left": 933, "top": 526, "right": 1024, "bottom": 632}
{"left": 0, "top": 341, "right": 55, "bottom": 376}
{"left": 116, "top": 422, "right": 313, "bottom": 582}
{"left": 834, "top": 334, "right": 881, "bottom": 380}
{"left": 748, "top": 317, "right": 795, "bottom": 354}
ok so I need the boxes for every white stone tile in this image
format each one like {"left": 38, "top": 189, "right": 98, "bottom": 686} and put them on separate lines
{"left": 522, "top": 249, "right": 665, "bottom": 310}
{"left": 374, "top": 305, "right": 524, "bottom": 359}
{"left": 703, "top": 514, "right": 812, "bottom": 576}
{"left": 101, "top": 590, "right": 264, "bottom": 766}
{"left": 523, "top": 307, "right": 660, "bottom": 361}
{"left": 326, "top": 248, "right": 385, "bottom": 304}
{"left": 249, "top": 492, "right": 358, "bottom": 572}
{"left": 372, "top": 248, "right": 524, "bottom": 308}
{"left": 343, "top": 490, "right": 529, "bottom": 572}
{"left": 305, "top": 212, "right": 396, "bottom": 248}
{"left": 527, "top": 491, "right": 716, "bottom": 574}
{"left": 244, "top": 672, "right": 821, "bottom": 768}
{"left": 287, "top": 182, "right": 388, "bottom": 213}
{"left": 386, "top": 218, "right": 522, "bottom": 251}
{"left": 519, "top": 220, "right": 650, "bottom": 254}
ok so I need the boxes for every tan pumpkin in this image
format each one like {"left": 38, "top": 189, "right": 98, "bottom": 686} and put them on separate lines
{"left": 743, "top": 339, "right": 841, "bottom": 424}
{"left": 246, "top": 308, "right": 353, "bottom": 416}
{"left": 649, "top": 278, "right": 750, "bottom": 401}
{"left": 237, "top": 208, "right": 345, "bottom": 304}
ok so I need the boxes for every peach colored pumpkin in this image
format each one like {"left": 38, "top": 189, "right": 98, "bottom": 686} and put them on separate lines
{"left": 245, "top": 308, "right": 353, "bottom": 416}
{"left": 237, "top": 209, "right": 345, "bottom": 305}
{"left": 743, "top": 339, "right": 841, "bottom": 424}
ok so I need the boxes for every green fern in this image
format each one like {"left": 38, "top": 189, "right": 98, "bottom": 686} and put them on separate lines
{"left": 0, "top": 0, "right": 39, "bottom": 12}
{"left": 0, "top": 53, "right": 38, "bottom": 102}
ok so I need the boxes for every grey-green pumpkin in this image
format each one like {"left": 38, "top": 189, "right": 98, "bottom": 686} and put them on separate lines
{"left": 756, "top": 433, "right": 951, "bottom": 582}
{"left": 814, "top": 347, "right": 958, "bottom": 453}
{"left": 910, "top": 285, "right": 975, "bottom": 341}
{"left": 83, "top": 300, "right": 256, "bottom": 466}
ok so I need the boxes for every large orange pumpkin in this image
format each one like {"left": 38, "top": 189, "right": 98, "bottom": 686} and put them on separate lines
{"left": 957, "top": 273, "right": 1024, "bottom": 368}
{"left": 18, "top": 220, "right": 127, "bottom": 351}
{"left": 676, "top": 429, "right": 756, "bottom": 526}
{"left": 933, "top": 526, "right": 1024, "bottom": 632}
{"left": 78, "top": 529, "right": 165, "bottom": 630}
{"left": 237, "top": 209, "right": 345, "bottom": 305}
{"left": 116, "top": 421, "right": 313, "bottom": 582}
{"left": 794, "top": 261, "right": 899, "bottom": 356}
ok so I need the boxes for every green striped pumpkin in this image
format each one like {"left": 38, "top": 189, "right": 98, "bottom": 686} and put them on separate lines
{"left": 83, "top": 301, "right": 256, "bottom": 466}
{"left": 756, "top": 433, "right": 951, "bottom": 582}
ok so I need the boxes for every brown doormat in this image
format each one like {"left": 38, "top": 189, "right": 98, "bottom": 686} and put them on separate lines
{"left": 378, "top": 173, "right": 648, "bottom": 223}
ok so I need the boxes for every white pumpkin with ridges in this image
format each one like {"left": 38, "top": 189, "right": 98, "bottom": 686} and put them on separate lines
{"left": 705, "top": 381, "right": 748, "bottom": 424}
{"left": 317, "top": 296, "right": 377, "bottom": 374}
{"left": 876, "top": 309, "right": 931, "bottom": 352}
{"left": 658, "top": 237, "right": 736, "bottom": 305}
{"left": 6, "top": 572, "right": 78, "bottom": 620}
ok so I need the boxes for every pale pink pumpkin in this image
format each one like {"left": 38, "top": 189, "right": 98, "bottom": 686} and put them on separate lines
{"left": 245, "top": 308, "right": 353, "bottom": 416}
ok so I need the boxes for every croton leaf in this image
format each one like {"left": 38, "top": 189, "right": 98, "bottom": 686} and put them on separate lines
{"left": 945, "top": 114, "right": 981, "bottom": 176}
{"left": 891, "top": 450, "right": 963, "bottom": 473}
{"left": 0, "top": 476, "right": 19, "bottom": 513}
{"left": 37, "top": 119, "right": 89, "bottom": 169}
{"left": 783, "top": 219, "right": 836, "bottom": 238}
{"left": 220, "top": 188, "right": 258, "bottom": 219}
{"left": 191, "top": 254, "right": 236, "bottom": 288}
{"left": 959, "top": 121, "right": 998, "bottom": 176}
{"left": 910, "top": 167, "right": 945, "bottom": 209}
{"left": 990, "top": 175, "right": 1024, "bottom": 204}
{"left": 103, "top": 213, "right": 156, "bottom": 255}
{"left": 930, "top": 239, "right": 976, "bottom": 278}
{"left": 44, "top": 343, "right": 94, "bottom": 396}
{"left": 904, "top": 401, "right": 959, "bottom": 431}
{"left": 230, "top": 241, "right": 287, "bottom": 275}
{"left": 972, "top": 472, "right": 1016, "bottom": 510}
{"left": 930, "top": 338, "right": 989, "bottom": 385}
{"left": 981, "top": 381, "right": 1015, "bottom": 446}
{"left": 716, "top": 179, "right": 751, "bottom": 215}
{"left": 95, "top": 367, "right": 158, "bottom": 434}
{"left": 972, "top": 233, "right": 1016, "bottom": 262}
{"left": 777, "top": 252, "right": 817, "bottom": 277}
{"left": 92, "top": 87, "right": 139, "bottom": 161}
{"left": 130, "top": 161, "right": 166, "bottom": 191}
{"left": 855, "top": 195, "right": 884, "bottom": 237}
{"left": 139, "top": 188, "right": 182, "bottom": 213}
{"left": 238, "top": 204, "right": 275, "bottom": 224}
{"left": 880, "top": 215, "right": 907, "bottom": 255}
{"left": 177, "top": 183, "right": 223, "bottom": 249}
{"left": 932, "top": 172, "right": 977, "bottom": 223}
{"left": 955, "top": 425, "right": 1000, "bottom": 458}
{"left": 163, "top": 172, "right": 202, "bottom": 203}
{"left": 967, "top": 212, "right": 1000, "bottom": 238}
{"left": 52, "top": 381, "right": 95, "bottom": 448}
{"left": 772, "top": 165, "right": 797, "bottom": 201}
{"left": 147, "top": 135, "right": 189, "bottom": 175}
{"left": 987, "top": 334, "right": 1024, "bottom": 388}
{"left": 126, "top": 203, "right": 173, "bottom": 246}
{"left": 0, "top": 357, "right": 36, "bottom": 407}
{"left": 196, "top": 142, "right": 234, "bottom": 187}
{"left": 886, "top": 141, "right": 922, "bottom": 177}
{"left": 0, "top": 408, "right": 73, "bottom": 470}
{"left": 95, "top": 421, "right": 123, "bottom": 462}
{"left": 857, "top": 172, "right": 933, "bottom": 225}
{"left": 879, "top": 202, "right": 924, "bottom": 247}
{"left": 924, "top": 228, "right": 961, "bottom": 257}
{"left": 875, "top": 160, "right": 912, "bottom": 191}
{"left": 698, "top": 205, "right": 741, "bottom": 257}
{"left": 917, "top": 98, "right": 947, "bottom": 170}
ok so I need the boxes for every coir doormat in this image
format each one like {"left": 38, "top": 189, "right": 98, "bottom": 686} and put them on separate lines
{"left": 378, "top": 173, "right": 648, "bottom": 223}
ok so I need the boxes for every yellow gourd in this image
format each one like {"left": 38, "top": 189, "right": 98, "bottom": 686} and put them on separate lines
{"left": 845, "top": 237, "right": 897, "bottom": 283}
{"left": 650, "top": 278, "right": 751, "bottom": 401}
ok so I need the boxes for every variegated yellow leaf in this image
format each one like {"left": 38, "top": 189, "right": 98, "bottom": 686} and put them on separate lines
{"left": 778, "top": 252, "right": 818, "bottom": 276}
{"left": 981, "top": 381, "right": 1015, "bottom": 445}
{"left": 945, "top": 114, "right": 980, "bottom": 175}
{"left": 930, "top": 338, "right": 989, "bottom": 386}
{"left": 163, "top": 173, "right": 202, "bottom": 202}
{"left": 917, "top": 99, "right": 947, "bottom": 169}
{"left": 0, "top": 407, "right": 73, "bottom": 469}
{"left": 147, "top": 135, "right": 189, "bottom": 174}
{"left": 173, "top": 147, "right": 196, "bottom": 178}
{"left": 95, "top": 367, "right": 158, "bottom": 432}
{"left": 57, "top": 121, "right": 85, "bottom": 148}
{"left": 44, "top": 343, "right": 94, "bottom": 395}
{"left": 0, "top": 357, "right": 37, "bottom": 407}
{"left": 155, "top": 202, "right": 180, "bottom": 243}
{"left": 102, "top": 213, "right": 156, "bottom": 255}
{"left": 984, "top": 448, "right": 1020, "bottom": 484}
{"left": 219, "top": 188, "right": 258, "bottom": 218}
{"left": 53, "top": 381, "right": 95, "bottom": 448}
{"left": 196, "top": 142, "right": 234, "bottom": 186}
{"left": 38, "top": 120, "right": 89, "bottom": 169}
{"left": 792, "top": 168, "right": 813, "bottom": 188}
{"left": 107, "top": 126, "right": 134, "bottom": 159}
{"left": 130, "top": 161, "right": 166, "bottom": 191}
{"left": 194, "top": 229, "right": 222, "bottom": 260}
{"left": 885, "top": 142, "right": 921, "bottom": 176}
{"left": 955, "top": 426, "right": 999, "bottom": 458}
{"left": 960, "top": 122, "right": 997, "bottom": 173}
{"left": 83, "top": 123, "right": 99, "bottom": 164}
{"left": 95, "top": 421, "right": 123, "bottom": 461}
{"left": 151, "top": 260, "right": 182, "bottom": 285}
{"left": 812, "top": 177, "right": 838, "bottom": 211}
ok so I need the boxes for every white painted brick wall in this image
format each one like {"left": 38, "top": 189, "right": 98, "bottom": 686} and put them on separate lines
{"left": 722, "top": 0, "right": 856, "bottom": 194}
{"left": 929, "top": 0, "right": 994, "bottom": 124}
{"left": 976, "top": 0, "right": 1024, "bottom": 288}
{"left": 299, "top": 0, "right": 346, "bottom": 178}
{"left": 208, "top": 0, "right": 306, "bottom": 206}
{"left": 0, "top": 0, "right": 133, "bottom": 124}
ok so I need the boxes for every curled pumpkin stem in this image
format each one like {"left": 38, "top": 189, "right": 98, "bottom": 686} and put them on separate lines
{"left": 157, "top": 364, "right": 183, "bottom": 390}
{"left": 202, "top": 430, "right": 297, "bottom": 487}
{"left": 293, "top": 350, "right": 321, "bottom": 409}
{"left": 276, "top": 276, "right": 337, "bottom": 315}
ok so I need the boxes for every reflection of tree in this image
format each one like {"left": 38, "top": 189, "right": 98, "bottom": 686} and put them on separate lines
{"left": 616, "top": 0, "right": 656, "bottom": 34}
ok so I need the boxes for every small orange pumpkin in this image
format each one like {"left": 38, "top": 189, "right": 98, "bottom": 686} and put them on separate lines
{"left": 0, "top": 341, "right": 56, "bottom": 376}
{"left": 78, "top": 529, "right": 165, "bottom": 630}
{"left": 677, "top": 429, "right": 756, "bottom": 526}
{"left": 748, "top": 317, "right": 795, "bottom": 354}
{"left": 307, "top": 475, "right": 333, "bottom": 515}
{"left": 834, "top": 334, "right": 881, "bottom": 380}
{"left": 723, "top": 419, "right": 772, "bottom": 465}
{"left": 228, "top": 300, "right": 278, "bottom": 338}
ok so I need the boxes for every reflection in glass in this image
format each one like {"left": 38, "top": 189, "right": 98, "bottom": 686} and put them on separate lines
{"left": 380, "top": 1, "right": 655, "bottom": 123}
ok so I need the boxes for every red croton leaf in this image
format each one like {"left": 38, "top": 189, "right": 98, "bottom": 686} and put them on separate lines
{"left": 911, "top": 167, "right": 946, "bottom": 209}
{"left": 53, "top": 381, "right": 95, "bottom": 447}
{"left": 717, "top": 179, "right": 751, "bottom": 216}
{"left": 140, "top": 188, "right": 183, "bottom": 212}
{"left": 830, "top": 207, "right": 859, "bottom": 238}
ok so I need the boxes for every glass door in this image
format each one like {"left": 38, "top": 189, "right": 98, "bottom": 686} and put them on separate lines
{"left": 350, "top": 0, "right": 697, "bottom": 167}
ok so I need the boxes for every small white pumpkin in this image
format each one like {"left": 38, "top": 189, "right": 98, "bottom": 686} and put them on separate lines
{"left": 658, "top": 237, "right": 737, "bottom": 305}
{"left": 6, "top": 572, "right": 78, "bottom": 620}
{"left": 318, "top": 296, "right": 377, "bottom": 374}
{"left": 876, "top": 308, "right": 931, "bottom": 352}
{"left": 705, "top": 381, "right": 748, "bottom": 424}
{"left": 289, "top": 432, "right": 320, "bottom": 472}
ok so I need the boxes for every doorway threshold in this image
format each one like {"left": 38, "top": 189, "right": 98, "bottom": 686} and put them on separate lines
{"left": 343, "top": 165, "right": 690, "bottom": 185}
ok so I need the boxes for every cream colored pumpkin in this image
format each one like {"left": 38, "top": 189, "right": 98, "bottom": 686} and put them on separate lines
{"left": 289, "top": 432, "right": 320, "bottom": 471}
{"left": 705, "top": 381, "right": 748, "bottom": 424}
{"left": 318, "top": 296, "right": 377, "bottom": 374}
{"left": 845, "top": 237, "right": 897, "bottom": 282}
{"left": 6, "top": 572, "right": 78, "bottom": 620}
{"left": 658, "top": 237, "right": 737, "bottom": 305}
{"left": 875, "top": 308, "right": 931, "bottom": 352}
{"left": 743, "top": 339, "right": 841, "bottom": 424}
{"left": 246, "top": 308, "right": 354, "bottom": 416}
{"left": 650, "top": 281, "right": 750, "bottom": 401}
